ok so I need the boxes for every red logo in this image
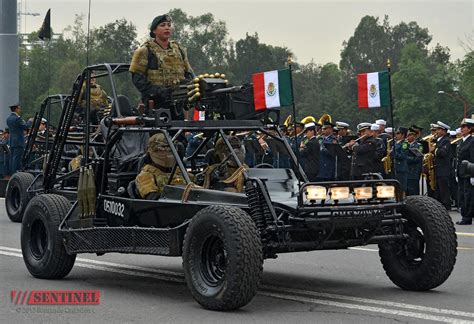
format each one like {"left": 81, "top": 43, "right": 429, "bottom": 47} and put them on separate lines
{"left": 11, "top": 290, "right": 100, "bottom": 305}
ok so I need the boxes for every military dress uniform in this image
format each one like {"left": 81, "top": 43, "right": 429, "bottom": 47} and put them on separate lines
{"left": 300, "top": 123, "right": 320, "bottom": 182}
{"left": 394, "top": 139, "right": 409, "bottom": 193}
{"left": 434, "top": 133, "right": 453, "bottom": 210}
{"left": 350, "top": 136, "right": 377, "bottom": 180}
{"left": 406, "top": 140, "right": 423, "bottom": 195}
{"left": 317, "top": 134, "right": 337, "bottom": 181}
{"left": 456, "top": 119, "right": 474, "bottom": 224}
{"left": 6, "top": 107, "right": 29, "bottom": 174}
{"left": 129, "top": 16, "right": 193, "bottom": 119}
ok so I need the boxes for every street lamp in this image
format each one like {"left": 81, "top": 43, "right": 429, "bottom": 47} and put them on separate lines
{"left": 437, "top": 90, "right": 469, "bottom": 118}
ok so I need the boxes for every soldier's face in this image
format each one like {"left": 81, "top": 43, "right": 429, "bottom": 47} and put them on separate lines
{"left": 407, "top": 133, "right": 415, "bottom": 143}
{"left": 153, "top": 22, "right": 172, "bottom": 41}
{"left": 460, "top": 125, "right": 470, "bottom": 136}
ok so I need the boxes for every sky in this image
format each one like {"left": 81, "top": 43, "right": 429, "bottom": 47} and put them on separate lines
{"left": 19, "top": 0, "right": 473, "bottom": 65}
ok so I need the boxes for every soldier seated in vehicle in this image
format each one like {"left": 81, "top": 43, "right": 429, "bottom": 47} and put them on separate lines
{"left": 135, "top": 133, "right": 187, "bottom": 199}
{"left": 196, "top": 136, "right": 247, "bottom": 193}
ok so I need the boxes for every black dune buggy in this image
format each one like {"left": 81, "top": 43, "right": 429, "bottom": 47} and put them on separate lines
{"left": 19, "top": 63, "right": 457, "bottom": 311}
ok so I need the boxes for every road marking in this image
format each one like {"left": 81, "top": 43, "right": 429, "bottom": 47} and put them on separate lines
{"left": 456, "top": 232, "right": 474, "bottom": 237}
{"left": 1, "top": 246, "right": 473, "bottom": 322}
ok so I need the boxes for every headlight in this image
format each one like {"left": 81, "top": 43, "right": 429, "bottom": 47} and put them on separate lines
{"left": 354, "top": 187, "right": 373, "bottom": 200}
{"left": 330, "top": 187, "right": 350, "bottom": 200}
{"left": 305, "top": 185, "right": 327, "bottom": 200}
{"left": 376, "top": 185, "right": 395, "bottom": 198}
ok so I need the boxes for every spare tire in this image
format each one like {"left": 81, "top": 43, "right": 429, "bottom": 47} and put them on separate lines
{"left": 5, "top": 172, "right": 35, "bottom": 223}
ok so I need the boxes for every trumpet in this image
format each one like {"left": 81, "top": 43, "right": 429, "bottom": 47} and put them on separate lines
{"left": 342, "top": 134, "right": 367, "bottom": 149}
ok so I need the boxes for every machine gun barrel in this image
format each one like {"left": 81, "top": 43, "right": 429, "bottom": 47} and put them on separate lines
{"left": 207, "top": 85, "right": 245, "bottom": 97}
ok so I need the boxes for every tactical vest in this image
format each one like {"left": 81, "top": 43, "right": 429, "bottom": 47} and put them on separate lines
{"left": 136, "top": 163, "right": 186, "bottom": 198}
{"left": 130, "top": 40, "right": 190, "bottom": 87}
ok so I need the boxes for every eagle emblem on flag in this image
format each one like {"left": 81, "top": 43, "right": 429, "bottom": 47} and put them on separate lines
{"left": 369, "top": 84, "right": 378, "bottom": 98}
{"left": 266, "top": 82, "right": 276, "bottom": 96}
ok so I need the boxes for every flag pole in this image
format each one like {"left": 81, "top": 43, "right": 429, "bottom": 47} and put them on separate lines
{"left": 287, "top": 56, "right": 305, "bottom": 185}
{"left": 387, "top": 59, "right": 396, "bottom": 177}
{"left": 86, "top": 0, "right": 92, "bottom": 66}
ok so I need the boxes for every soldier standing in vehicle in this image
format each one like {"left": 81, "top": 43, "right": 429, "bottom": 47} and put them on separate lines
{"left": 431, "top": 121, "right": 453, "bottom": 210}
{"left": 406, "top": 128, "right": 424, "bottom": 195}
{"left": 135, "top": 133, "right": 186, "bottom": 199}
{"left": 299, "top": 122, "right": 320, "bottom": 182}
{"left": 78, "top": 73, "right": 109, "bottom": 125}
{"left": 6, "top": 104, "right": 30, "bottom": 175}
{"left": 129, "top": 14, "right": 194, "bottom": 119}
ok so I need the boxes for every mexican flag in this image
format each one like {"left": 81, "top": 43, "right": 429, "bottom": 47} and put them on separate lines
{"left": 357, "top": 71, "right": 390, "bottom": 108}
{"left": 252, "top": 69, "right": 293, "bottom": 110}
{"left": 193, "top": 109, "right": 205, "bottom": 121}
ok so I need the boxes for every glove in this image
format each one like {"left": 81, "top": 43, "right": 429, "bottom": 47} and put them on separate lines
{"left": 470, "top": 177, "right": 474, "bottom": 186}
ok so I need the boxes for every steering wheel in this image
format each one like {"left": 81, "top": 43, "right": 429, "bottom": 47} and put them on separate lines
{"left": 254, "top": 163, "right": 274, "bottom": 169}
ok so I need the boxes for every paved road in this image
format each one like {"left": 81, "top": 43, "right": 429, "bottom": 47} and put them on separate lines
{"left": 0, "top": 198, "right": 473, "bottom": 323}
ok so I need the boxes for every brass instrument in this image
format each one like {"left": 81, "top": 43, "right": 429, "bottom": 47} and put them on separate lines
{"left": 300, "top": 116, "right": 316, "bottom": 125}
{"left": 318, "top": 113, "right": 332, "bottom": 126}
{"left": 382, "top": 139, "right": 393, "bottom": 174}
{"left": 450, "top": 137, "right": 462, "bottom": 145}
{"left": 422, "top": 134, "right": 436, "bottom": 142}
{"left": 342, "top": 134, "right": 367, "bottom": 149}
{"left": 283, "top": 114, "right": 293, "bottom": 128}
{"left": 422, "top": 137, "right": 437, "bottom": 191}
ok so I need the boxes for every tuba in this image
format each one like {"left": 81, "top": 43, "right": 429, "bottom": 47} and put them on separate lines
{"left": 318, "top": 113, "right": 332, "bottom": 126}
{"left": 283, "top": 114, "right": 294, "bottom": 135}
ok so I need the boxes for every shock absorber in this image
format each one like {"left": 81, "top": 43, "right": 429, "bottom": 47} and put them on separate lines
{"left": 245, "top": 180, "right": 266, "bottom": 234}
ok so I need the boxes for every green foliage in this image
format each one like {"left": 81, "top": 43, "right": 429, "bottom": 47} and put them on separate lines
{"left": 18, "top": 10, "right": 469, "bottom": 132}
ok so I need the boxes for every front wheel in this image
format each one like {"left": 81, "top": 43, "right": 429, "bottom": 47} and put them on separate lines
{"left": 21, "top": 194, "right": 76, "bottom": 279}
{"left": 378, "top": 196, "right": 457, "bottom": 291}
{"left": 183, "top": 205, "right": 263, "bottom": 311}
{"left": 5, "top": 172, "right": 34, "bottom": 222}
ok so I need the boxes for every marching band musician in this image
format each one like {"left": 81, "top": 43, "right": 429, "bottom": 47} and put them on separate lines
{"left": 299, "top": 122, "right": 320, "bottom": 181}
{"left": 456, "top": 118, "right": 474, "bottom": 225}
{"left": 406, "top": 127, "right": 424, "bottom": 195}
{"left": 394, "top": 127, "right": 409, "bottom": 195}
{"left": 317, "top": 121, "right": 338, "bottom": 181}
{"left": 371, "top": 124, "right": 386, "bottom": 176}
{"left": 431, "top": 121, "right": 453, "bottom": 210}
{"left": 348, "top": 123, "right": 377, "bottom": 180}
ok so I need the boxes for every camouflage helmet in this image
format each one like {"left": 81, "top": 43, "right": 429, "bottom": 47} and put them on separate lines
{"left": 214, "top": 136, "right": 243, "bottom": 164}
{"left": 148, "top": 133, "right": 168, "bottom": 152}
{"left": 147, "top": 133, "right": 175, "bottom": 168}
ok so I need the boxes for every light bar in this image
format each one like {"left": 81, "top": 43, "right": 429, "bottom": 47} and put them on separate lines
{"left": 376, "top": 185, "right": 395, "bottom": 199}
{"left": 305, "top": 185, "right": 327, "bottom": 200}
{"left": 354, "top": 187, "right": 373, "bottom": 200}
{"left": 330, "top": 187, "right": 350, "bottom": 200}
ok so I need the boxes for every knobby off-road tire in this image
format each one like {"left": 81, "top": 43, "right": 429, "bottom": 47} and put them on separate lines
{"left": 21, "top": 194, "right": 76, "bottom": 279}
{"left": 183, "top": 205, "right": 263, "bottom": 311}
{"left": 5, "top": 172, "right": 34, "bottom": 222}
{"left": 379, "top": 196, "right": 457, "bottom": 291}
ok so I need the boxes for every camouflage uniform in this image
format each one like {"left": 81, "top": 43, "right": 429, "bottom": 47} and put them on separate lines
{"left": 129, "top": 40, "right": 193, "bottom": 88}
{"left": 136, "top": 164, "right": 186, "bottom": 198}
{"left": 135, "top": 133, "right": 187, "bottom": 199}
{"left": 201, "top": 136, "right": 247, "bottom": 193}
{"left": 78, "top": 83, "right": 108, "bottom": 111}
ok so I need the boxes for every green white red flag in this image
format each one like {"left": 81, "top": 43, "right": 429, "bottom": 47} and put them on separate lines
{"left": 357, "top": 71, "right": 390, "bottom": 108}
{"left": 252, "top": 69, "right": 293, "bottom": 110}
{"left": 193, "top": 109, "right": 205, "bottom": 121}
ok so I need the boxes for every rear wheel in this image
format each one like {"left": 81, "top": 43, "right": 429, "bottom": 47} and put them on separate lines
{"left": 183, "top": 205, "right": 263, "bottom": 311}
{"left": 21, "top": 194, "right": 76, "bottom": 279}
{"left": 5, "top": 172, "right": 34, "bottom": 222}
{"left": 379, "top": 196, "right": 457, "bottom": 291}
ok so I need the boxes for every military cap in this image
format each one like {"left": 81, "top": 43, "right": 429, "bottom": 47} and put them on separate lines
{"left": 429, "top": 123, "right": 438, "bottom": 130}
{"left": 456, "top": 128, "right": 461, "bottom": 134}
{"left": 434, "top": 121, "right": 450, "bottom": 131}
{"left": 448, "top": 130, "right": 457, "bottom": 137}
{"left": 375, "top": 119, "right": 386, "bottom": 126}
{"left": 460, "top": 118, "right": 474, "bottom": 127}
{"left": 385, "top": 127, "right": 393, "bottom": 134}
{"left": 407, "top": 127, "right": 417, "bottom": 135}
{"left": 396, "top": 127, "right": 408, "bottom": 136}
{"left": 41, "top": 118, "right": 47, "bottom": 123}
{"left": 321, "top": 120, "right": 335, "bottom": 129}
{"left": 357, "top": 122, "right": 371, "bottom": 131}
{"left": 9, "top": 103, "right": 20, "bottom": 110}
{"left": 410, "top": 124, "right": 423, "bottom": 132}
{"left": 150, "top": 14, "right": 172, "bottom": 37}
{"left": 336, "top": 121, "right": 349, "bottom": 128}
{"left": 304, "top": 122, "right": 317, "bottom": 131}
{"left": 370, "top": 124, "right": 380, "bottom": 131}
